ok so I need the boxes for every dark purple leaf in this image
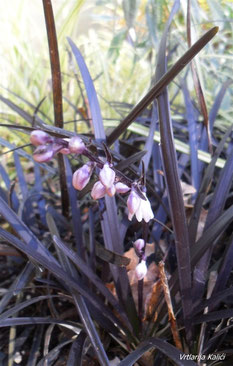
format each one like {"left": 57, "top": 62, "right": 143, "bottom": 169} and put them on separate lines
{"left": 118, "top": 337, "right": 197, "bottom": 366}
{"left": 64, "top": 156, "right": 84, "bottom": 258}
{"left": 67, "top": 37, "right": 105, "bottom": 141}
{"left": 192, "top": 144, "right": 233, "bottom": 301}
{"left": 192, "top": 309, "right": 233, "bottom": 324}
{"left": 182, "top": 84, "right": 200, "bottom": 193}
{"left": 189, "top": 126, "right": 232, "bottom": 244}
{"left": 67, "top": 331, "right": 87, "bottom": 366}
{"left": 52, "top": 235, "right": 130, "bottom": 327}
{"left": 155, "top": 0, "right": 192, "bottom": 336}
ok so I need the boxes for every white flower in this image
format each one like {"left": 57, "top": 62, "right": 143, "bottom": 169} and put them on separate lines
{"left": 99, "top": 163, "right": 115, "bottom": 189}
{"left": 128, "top": 191, "right": 153, "bottom": 223}
{"left": 135, "top": 260, "right": 147, "bottom": 280}
{"left": 68, "top": 136, "right": 85, "bottom": 154}
{"left": 127, "top": 189, "right": 141, "bottom": 218}
{"left": 115, "top": 182, "right": 130, "bottom": 194}
{"left": 91, "top": 181, "right": 106, "bottom": 200}
{"left": 72, "top": 162, "right": 93, "bottom": 191}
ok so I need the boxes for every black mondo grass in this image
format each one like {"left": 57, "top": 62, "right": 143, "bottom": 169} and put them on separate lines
{"left": 0, "top": 0, "right": 233, "bottom": 365}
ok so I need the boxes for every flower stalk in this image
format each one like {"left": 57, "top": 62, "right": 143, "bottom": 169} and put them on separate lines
{"left": 30, "top": 130, "right": 154, "bottom": 223}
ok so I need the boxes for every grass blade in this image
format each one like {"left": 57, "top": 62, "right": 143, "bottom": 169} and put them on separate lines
{"left": 106, "top": 26, "right": 219, "bottom": 146}
{"left": 187, "top": 0, "right": 212, "bottom": 153}
{"left": 155, "top": 0, "right": 192, "bottom": 338}
{"left": 67, "top": 37, "right": 105, "bottom": 141}
{"left": 67, "top": 331, "right": 87, "bottom": 366}
{"left": 118, "top": 337, "right": 197, "bottom": 366}
{"left": 192, "top": 145, "right": 233, "bottom": 301}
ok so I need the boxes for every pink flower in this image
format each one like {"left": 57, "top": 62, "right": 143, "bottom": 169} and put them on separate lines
{"left": 72, "top": 162, "right": 94, "bottom": 191}
{"left": 115, "top": 182, "right": 130, "bottom": 194}
{"left": 91, "top": 181, "right": 106, "bottom": 200}
{"left": 33, "top": 145, "right": 54, "bottom": 162}
{"left": 30, "top": 130, "right": 53, "bottom": 146}
{"left": 127, "top": 189, "right": 141, "bottom": 217}
{"left": 134, "top": 239, "right": 145, "bottom": 255}
{"left": 135, "top": 260, "right": 147, "bottom": 280}
{"left": 99, "top": 163, "right": 115, "bottom": 189}
{"left": 68, "top": 136, "right": 85, "bottom": 154}
{"left": 127, "top": 190, "right": 153, "bottom": 223}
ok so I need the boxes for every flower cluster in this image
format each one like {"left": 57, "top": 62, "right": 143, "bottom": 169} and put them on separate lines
{"left": 30, "top": 130, "right": 154, "bottom": 223}
{"left": 30, "top": 130, "right": 85, "bottom": 162}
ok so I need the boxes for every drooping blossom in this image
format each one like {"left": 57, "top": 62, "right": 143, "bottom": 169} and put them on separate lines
{"left": 135, "top": 260, "right": 147, "bottom": 281}
{"left": 127, "top": 190, "right": 153, "bottom": 223}
{"left": 91, "top": 181, "right": 106, "bottom": 200}
{"left": 115, "top": 182, "right": 130, "bottom": 194}
{"left": 30, "top": 130, "right": 53, "bottom": 146}
{"left": 33, "top": 145, "right": 54, "bottom": 162}
{"left": 68, "top": 136, "right": 86, "bottom": 154}
{"left": 133, "top": 239, "right": 145, "bottom": 255}
{"left": 72, "top": 162, "right": 94, "bottom": 191}
{"left": 127, "top": 189, "right": 141, "bottom": 218}
{"left": 99, "top": 163, "right": 115, "bottom": 189}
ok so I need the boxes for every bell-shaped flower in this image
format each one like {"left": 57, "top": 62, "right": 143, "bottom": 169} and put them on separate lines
{"left": 72, "top": 162, "right": 94, "bottom": 191}
{"left": 99, "top": 163, "right": 115, "bottom": 189}
{"left": 135, "top": 192, "right": 154, "bottom": 223}
{"left": 127, "top": 189, "right": 141, "bottom": 220}
{"left": 115, "top": 182, "right": 130, "bottom": 194}
{"left": 91, "top": 181, "right": 106, "bottom": 200}
{"left": 33, "top": 145, "right": 54, "bottom": 162}
{"left": 30, "top": 130, "right": 53, "bottom": 146}
{"left": 128, "top": 190, "right": 153, "bottom": 223}
{"left": 135, "top": 260, "right": 147, "bottom": 281}
{"left": 68, "top": 136, "right": 85, "bottom": 154}
{"left": 133, "top": 239, "right": 145, "bottom": 255}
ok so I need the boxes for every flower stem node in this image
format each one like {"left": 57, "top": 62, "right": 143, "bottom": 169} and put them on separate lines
{"left": 91, "top": 181, "right": 106, "bottom": 200}
{"left": 72, "top": 162, "right": 94, "bottom": 191}
{"left": 135, "top": 260, "right": 147, "bottom": 281}
{"left": 30, "top": 130, "right": 53, "bottom": 146}
{"left": 99, "top": 163, "right": 115, "bottom": 189}
{"left": 68, "top": 136, "right": 86, "bottom": 154}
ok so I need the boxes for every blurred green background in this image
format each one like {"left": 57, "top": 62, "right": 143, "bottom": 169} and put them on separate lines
{"left": 0, "top": 0, "right": 232, "bottom": 139}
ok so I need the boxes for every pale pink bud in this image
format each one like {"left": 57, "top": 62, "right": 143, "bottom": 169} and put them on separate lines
{"left": 68, "top": 136, "right": 85, "bottom": 154}
{"left": 91, "top": 181, "right": 106, "bottom": 200}
{"left": 99, "top": 163, "right": 115, "bottom": 189}
{"left": 115, "top": 182, "right": 130, "bottom": 194}
{"left": 135, "top": 260, "right": 147, "bottom": 281}
{"left": 134, "top": 239, "right": 145, "bottom": 254}
{"left": 30, "top": 130, "right": 53, "bottom": 146}
{"left": 106, "top": 185, "right": 116, "bottom": 197}
{"left": 33, "top": 145, "right": 54, "bottom": 162}
{"left": 72, "top": 163, "right": 93, "bottom": 191}
{"left": 127, "top": 189, "right": 141, "bottom": 221}
{"left": 59, "top": 147, "right": 70, "bottom": 155}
